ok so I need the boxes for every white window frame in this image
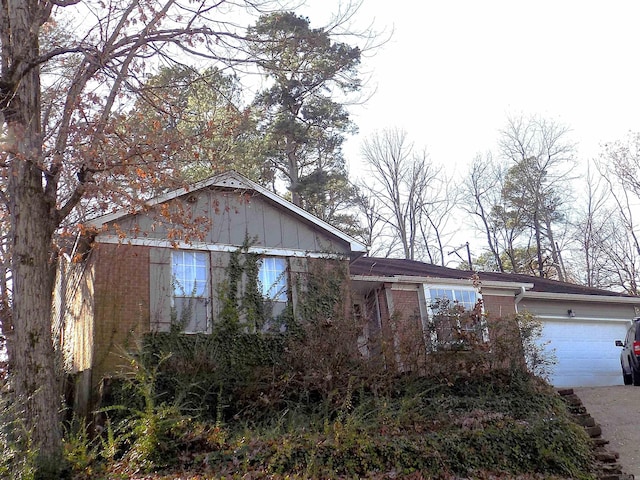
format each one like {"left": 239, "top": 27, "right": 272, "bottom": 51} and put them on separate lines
{"left": 258, "top": 257, "right": 288, "bottom": 303}
{"left": 422, "top": 284, "right": 488, "bottom": 348}
{"left": 171, "top": 250, "right": 210, "bottom": 333}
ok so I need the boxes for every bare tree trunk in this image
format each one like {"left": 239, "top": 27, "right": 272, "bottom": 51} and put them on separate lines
{"left": 360, "top": 129, "right": 446, "bottom": 262}
{"left": 545, "top": 217, "right": 565, "bottom": 281}
{"left": 481, "top": 212, "right": 503, "bottom": 272}
{"left": 3, "top": 0, "right": 63, "bottom": 470}
{"left": 533, "top": 210, "right": 545, "bottom": 277}
{"left": 462, "top": 156, "right": 504, "bottom": 272}
{"left": 286, "top": 136, "right": 302, "bottom": 206}
{"left": 7, "top": 162, "right": 62, "bottom": 471}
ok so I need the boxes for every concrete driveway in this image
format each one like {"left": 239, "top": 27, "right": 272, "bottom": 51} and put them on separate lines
{"left": 575, "top": 386, "right": 640, "bottom": 478}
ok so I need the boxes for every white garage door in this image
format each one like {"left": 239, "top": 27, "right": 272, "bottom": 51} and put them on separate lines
{"left": 538, "top": 319, "right": 629, "bottom": 387}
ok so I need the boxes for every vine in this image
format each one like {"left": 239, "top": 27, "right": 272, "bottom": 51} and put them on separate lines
{"left": 217, "top": 236, "right": 274, "bottom": 333}
{"left": 107, "top": 244, "right": 363, "bottom": 426}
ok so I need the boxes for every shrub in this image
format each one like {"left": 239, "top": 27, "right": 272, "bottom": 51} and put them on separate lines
{"left": 0, "top": 391, "right": 38, "bottom": 480}
{"left": 88, "top": 251, "right": 585, "bottom": 478}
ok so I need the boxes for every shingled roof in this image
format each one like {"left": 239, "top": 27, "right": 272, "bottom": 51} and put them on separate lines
{"left": 350, "top": 256, "right": 631, "bottom": 297}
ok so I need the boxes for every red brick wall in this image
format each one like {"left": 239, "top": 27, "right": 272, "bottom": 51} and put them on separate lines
{"left": 482, "top": 295, "right": 524, "bottom": 366}
{"left": 391, "top": 288, "right": 426, "bottom": 371}
{"left": 391, "top": 289, "right": 420, "bottom": 319}
{"left": 482, "top": 294, "right": 517, "bottom": 320}
{"left": 92, "top": 243, "right": 150, "bottom": 383}
{"left": 371, "top": 286, "right": 521, "bottom": 372}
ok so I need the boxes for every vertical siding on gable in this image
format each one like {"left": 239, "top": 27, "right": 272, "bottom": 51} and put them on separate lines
{"left": 280, "top": 214, "right": 300, "bottom": 249}
{"left": 242, "top": 194, "right": 267, "bottom": 246}
{"left": 262, "top": 205, "right": 283, "bottom": 248}
{"left": 208, "top": 191, "right": 232, "bottom": 244}
{"left": 206, "top": 191, "right": 254, "bottom": 246}
{"left": 102, "top": 188, "right": 351, "bottom": 255}
{"left": 203, "top": 189, "right": 348, "bottom": 253}
{"left": 228, "top": 194, "right": 253, "bottom": 246}
{"left": 295, "top": 224, "right": 318, "bottom": 251}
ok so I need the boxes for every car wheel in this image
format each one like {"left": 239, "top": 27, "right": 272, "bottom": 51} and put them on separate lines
{"left": 632, "top": 366, "right": 640, "bottom": 386}
{"left": 623, "top": 368, "right": 633, "bottom": 385}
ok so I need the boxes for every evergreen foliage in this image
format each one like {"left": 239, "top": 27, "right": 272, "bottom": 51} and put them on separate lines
{"left": 247, "top": 12, "right": 362, "bottom": 230}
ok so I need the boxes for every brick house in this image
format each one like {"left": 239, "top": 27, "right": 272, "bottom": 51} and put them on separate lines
{"left": 56, "top": 171, "right": 367, "bottom": 414}
{"left": 56, "top": 171, "right": 640, "bottom": 413}
{"left": 350, "top": 256, "right": 640, "bottom": 387}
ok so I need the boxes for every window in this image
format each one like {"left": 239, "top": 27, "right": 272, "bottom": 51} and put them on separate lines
{"left": 171, "top": 251, "right": 210, "bottom": 333}
{"left": 257, "top": 257, "right": 288, "bottom": 327}
{"left": 423, "top": 285, "right": 487, "bottom": 349}
{"left": 258, "top": 257, "right": 288, "bottom": 303}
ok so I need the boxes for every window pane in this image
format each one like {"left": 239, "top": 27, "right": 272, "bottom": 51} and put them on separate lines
{"left": 429, "top": 288, "right": 477, "bottom": 311}
{"left": 171, "top": 251, "right": 209, "bottom": 333}
{"left": 426, "top": 285, "right": 484, "bottom": 348}
{"left": 172, "top": 251, "right": 207, "bottom": 297}
{"left": 259, "top": 257, "right": 287, "bottom": 302}
{"left": 454, "top": 289, "right": 477, "bottom": 310}
{"left": 174, "top": 297, "right": 208, "bottom": 333}
{"left": 430, "top": 288, "right": 452, "bottom": 301}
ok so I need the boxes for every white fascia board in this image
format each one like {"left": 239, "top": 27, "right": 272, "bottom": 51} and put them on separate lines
{"left": 86, "top": 171, "right": 367, "bottom": 254}
{"left": 86, "top": 209, "right": 132, "bottom": 228}
{"left": 517, "top": 290, "right": 640, "bottom": 305}
{"left": 350, "top": 274, "right": 533, "bottom": 293}
{"left": 87, "top": 172, "right": 242, "bottom": 227}
{"left": 95, "top": 234, "right": 347, "bottom": 260}
{"left": 532, "top": 315, "right": 632, "bottom": 323}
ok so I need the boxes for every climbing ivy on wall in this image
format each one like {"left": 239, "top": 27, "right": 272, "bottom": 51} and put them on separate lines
{"left": 135, "top": 242, "right": 359, "bottom": 421}
{"left": 216, "top": 237, "right": 287, "bottom": 334}
{"left": 297, "top": 258, "right": 346, "bottom": 327}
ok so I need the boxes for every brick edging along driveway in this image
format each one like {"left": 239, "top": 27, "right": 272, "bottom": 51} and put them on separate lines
{"left": 567, "top": 387, "right": 638, "bottom": 480}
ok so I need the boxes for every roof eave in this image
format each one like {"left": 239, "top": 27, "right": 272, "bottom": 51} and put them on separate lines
{"left": 518, "top": 290, "right": 640, "bottom": 304}
{"left": 350, "top": 274, "right": 534, "bottom": 292}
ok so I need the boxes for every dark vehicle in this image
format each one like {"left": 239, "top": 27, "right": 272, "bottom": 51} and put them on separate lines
{"left": 616, "top": 317, "right": 640, "bottom": 386}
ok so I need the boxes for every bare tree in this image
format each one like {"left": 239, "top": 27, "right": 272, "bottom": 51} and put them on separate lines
{"left": 603, "top": 132, "right": 640, "bottom": 201}
{"left": 418, "top": 161, "right": 458, "bottom": 265}
{"left": 353, "top": 191, "right": 399, "bottom": 257}
{"left": 570, "top": 161, "right": 616, "bottom": 288}
{"left": 358, "top": 128, "right": 452, "bottom": 263}
{"left": 591, "top": 137, "right": 640, "bottom": 293}
{"left": 462, "top": 153, "right": 505, "bottom": 271}
{"left": 497, "top": 114, "right": 576, "bottom": 280}
{"left": 599, "top": 134, "right": 640, "bottom": 258}
{"left": 0, "top": 0, "right": 320, "bottom": 472}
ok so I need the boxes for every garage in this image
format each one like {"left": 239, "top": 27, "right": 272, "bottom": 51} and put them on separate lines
{"left": 537, "top": 318, "right": 630, "bottom": 387}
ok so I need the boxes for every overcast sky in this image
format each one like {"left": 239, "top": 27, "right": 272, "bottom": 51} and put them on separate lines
{"left": 302, "top": 1, "right": 640, "bottom": 177}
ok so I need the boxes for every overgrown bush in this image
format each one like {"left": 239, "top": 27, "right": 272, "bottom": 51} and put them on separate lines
{"left": 90, "top": 355, "right": 593, "bottom": 479}
{"left": 0, "top": 391, "right": 38, "bottom": 480}
{"left": 518, "top": 311, "right": 557, "bottom": 380}
{"left": 97, "top": 372, "right": 589, "bottom": 479}
{"left": 373, "top": 291, "right": 556, "bottom": 387}
{"left": 83, "top": 250, "right": 584, "bottom": 478}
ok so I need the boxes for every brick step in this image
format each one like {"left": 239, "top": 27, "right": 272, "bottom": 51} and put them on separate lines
{"left": 558, "top": 389, "right": 634, "bottom": 480}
